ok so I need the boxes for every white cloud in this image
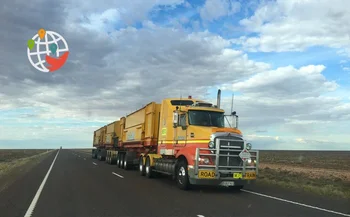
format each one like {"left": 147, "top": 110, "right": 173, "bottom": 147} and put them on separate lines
{"left": 200, "top": 0, "right": 241, "bottom": 21}
{"left": 223, "top": 64, "right": 338, "bottom": 98}
{"left": 342, "top": 66, "right": 350, "bottom": 71}
{"left": 238, "top": 0, "right": 350, "bottom": 54}
{"left": 80, "top": 9, "right": 122, "bottom": 32}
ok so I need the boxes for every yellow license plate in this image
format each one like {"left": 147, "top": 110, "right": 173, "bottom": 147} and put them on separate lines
{"left": 233, "top": 172, "right": 256, "bottom": 180}
{"left": 198, "top": 170, "right": 216, "bottom": 179}
{"left": 233, "top": 172, "right": 243, "bottom": 179}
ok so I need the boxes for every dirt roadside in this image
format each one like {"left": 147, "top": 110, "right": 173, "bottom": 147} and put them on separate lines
{"left": 0, "top": 150, "right": 55, "bottom": 193}
{"left": 259, "top": 163, "right": 350, "bottom": 182}
{"left": 258, "top": 163, "right": 350, "bottom": 199}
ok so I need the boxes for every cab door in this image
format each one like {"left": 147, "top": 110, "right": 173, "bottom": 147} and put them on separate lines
{"left": 174, "top": 113, "right": 187, "bottom": 147}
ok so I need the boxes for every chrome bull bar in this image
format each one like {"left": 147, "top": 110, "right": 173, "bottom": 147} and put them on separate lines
{"left": 194, "top": 138, "right": 259, "bottom": 178}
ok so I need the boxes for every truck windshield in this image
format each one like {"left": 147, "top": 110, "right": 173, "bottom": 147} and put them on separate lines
{"left": 188, "top": 110, "right": 225, "bottom": 127}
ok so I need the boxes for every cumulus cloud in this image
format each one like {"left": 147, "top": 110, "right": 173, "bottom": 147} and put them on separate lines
{"left": 200, "top": 0, "right": 241, "bottom": 21}
{"left": 0, "top": 0, "right": 267, "bottom": 147}
{"left": 224, "top": 64, "right": 338, "bottom": 98}
{"left": 0, "top": 0, "right": 349, "bottom": 149}
{"left": 237, "top": 0, "right": 350, "bottom": 55}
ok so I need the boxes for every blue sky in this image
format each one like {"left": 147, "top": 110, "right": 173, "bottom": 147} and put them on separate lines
{"left": 1, "top": 0, "right": 350, "bottom": 150}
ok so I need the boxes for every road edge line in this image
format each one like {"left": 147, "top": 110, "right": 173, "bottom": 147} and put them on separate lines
{"left": 24, "top": 149, "right": 60, "bottom": 217}
{"left": 241, "top": 189, "right": 350, "bottom": 217}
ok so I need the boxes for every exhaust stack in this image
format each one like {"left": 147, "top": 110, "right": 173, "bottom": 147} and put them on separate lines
{"left": 217, "top": 89, "right": 221, "bottom": 109}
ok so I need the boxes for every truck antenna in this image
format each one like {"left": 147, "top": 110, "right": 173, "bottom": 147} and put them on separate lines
{"left": 231, "top": 93, "right": 234, "bottom": 114}
{"left": 179, "top": 93, "right": 182, "bottom": 111}
{"left": 231, "top": 93, "right": 234, "bottom": 127}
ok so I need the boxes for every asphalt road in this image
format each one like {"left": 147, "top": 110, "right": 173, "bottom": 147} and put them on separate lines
{"left": 1, "top": 149, "right": 349, "bottom": 217}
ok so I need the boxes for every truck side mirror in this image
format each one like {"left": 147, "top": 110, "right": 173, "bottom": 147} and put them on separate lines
{"left": 173, "top": 112, "right": 179, "bottom": 128}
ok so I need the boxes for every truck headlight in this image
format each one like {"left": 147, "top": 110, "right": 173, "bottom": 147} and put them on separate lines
{"left": 208, "top": 141, "right": 215, "bottom": 149}
{"left": 199, "top": 157, "right": 210, "bottom": 164}
{"left": 246, "top": 143, "right": 252, "bottom": 150}
{"left": 247, "top": 159, "right": 252, "bottom": 164}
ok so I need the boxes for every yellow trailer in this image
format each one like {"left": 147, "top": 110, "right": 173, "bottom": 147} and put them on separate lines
{"left": 115, "top": 102, "right": 161, "bottom": 169}
{"left": 105, "top": 120, "right": 122, "bottom": 164}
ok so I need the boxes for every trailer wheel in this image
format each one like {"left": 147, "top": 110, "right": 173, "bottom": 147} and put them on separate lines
{"left": 120, "top": 154, "right": 125, "bottom": 169}
{"left": 176, "top": 160, "right": 190, "bottom": 190}
{"left": 145, "top": 157, "right": 154, "bottom": 178}
{"left": 123, "top": 153, "right": 130, "bottom": 170}
{"left": 139, "top": 157, "right": 145, "bottom": 176}
{"left": 111, "top": 155, "right": 117, "bottom": 164}
{"left": 117, "top": 154, "right": 121, "bottom": 168}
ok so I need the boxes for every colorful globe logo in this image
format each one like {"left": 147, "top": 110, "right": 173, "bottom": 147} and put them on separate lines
{"left": 27, "top": 28, "right": 69, "bottom": 73}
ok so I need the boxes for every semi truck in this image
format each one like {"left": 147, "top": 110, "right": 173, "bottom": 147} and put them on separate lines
{"left": 92, "top": 89, "right": 259, "bottom": 190}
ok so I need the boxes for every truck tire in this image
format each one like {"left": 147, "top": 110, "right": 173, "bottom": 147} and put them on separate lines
{"left": 139, "top": 157, "right": 145, "bottom": 176}
{"left": 123, "top": 153, "right": 130, "bottom": 170}
{"left": 145, "top": 157, "right": 154, "bottom": 178}
{"left": 117, "top": 153, "right": 121, "bottom": 168}
{"left": 176, "top": 160, "right": 190, "bottom": 190}
{"left": 111, "top": 156, "right": 116, "bottom": 164}
{"left": 120, "top": 154, "right": 125, "bottom": 169}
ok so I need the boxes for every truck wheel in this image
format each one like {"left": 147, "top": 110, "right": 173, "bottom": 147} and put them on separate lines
{"left": 111, "top": 156, "right": 116, "bottom": 164}
{"left": 145, "top": 157, "right": 153, "bottom": 178}
{"left": 176, "top": 161, "right": 190, "bottom": 190}
{"left": 139, "top": 157, "right": 145, "bottom": 176}
{"left": 123, "top": 154, "right": 130, "bottom": 170}
{"left": 120, "top": 154, "right": 125, "bottom": 169}
{"left": 117, "top": 154, "right": 121, "bottom": 168}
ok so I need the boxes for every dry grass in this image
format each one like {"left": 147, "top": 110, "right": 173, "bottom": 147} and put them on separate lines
{"left": 257, "top": 150, "right": 350, "bottom": 199}
{"left": 259, "top": 150, "right": 350, "bottom": 170}
{"left": 0, "top": 149, "right": 51, "bottom": 163}
{"left": 0, "top": 149, "right": 54, "bottom": 192}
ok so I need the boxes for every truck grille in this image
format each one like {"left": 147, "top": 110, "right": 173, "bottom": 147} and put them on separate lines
{"left": 216, "top": 137, "right": 244, "bottom": 168}
{"left": 219, "top": 139, "right": 243, "bottom": 149}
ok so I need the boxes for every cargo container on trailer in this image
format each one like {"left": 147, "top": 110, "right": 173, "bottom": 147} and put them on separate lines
{"left": 115, "top": 102, "right": 161, "bottom": 169}
{"left": 92, "top": 127, "right": 103, "bottom": 158}
{"left": 104, "top": 120, "right": 122, "bottom": 164}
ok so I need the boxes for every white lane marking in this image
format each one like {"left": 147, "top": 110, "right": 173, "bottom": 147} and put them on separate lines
{"left": 92, "top": 162, "right": 97, "bottom": 165}
{"left": 24, "top": 150, "right": 60, "bottom": 217}
{"left": 112, "top": 172, "right": 124, "bottom": 178}
{"left": 241, "top": 189, "right": 350, "bottom": 217}
{"left": 197, "top": 215, "right": 205, "bottom": 217}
